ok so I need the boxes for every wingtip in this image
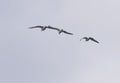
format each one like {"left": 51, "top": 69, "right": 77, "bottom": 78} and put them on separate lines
{"left": 71, "top": 33, "right": 74, "bottom": 35}
{"left": 97, "top": 42, "right": 99, "bottom": 43}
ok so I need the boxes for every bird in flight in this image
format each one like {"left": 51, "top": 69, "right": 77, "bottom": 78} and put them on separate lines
{"left": 29, "top": 25, "right": 59, "bottom": 32}
{"left": 29, "top": 25, "right": 47, "bottom": 31}
{"left": 29, "top": 25, "right": 73, "bottom": 35}
{"left": 80, "top": 37, "right": 99, "bottom": 43}
{"left": 46, "top": 26, "right": 60, "bottom": 32}
{"left": 58, "top": 29, "right": 73, "bottom": 35}
{"left": 46, "top": 26, "right": 73, "bottom": 35}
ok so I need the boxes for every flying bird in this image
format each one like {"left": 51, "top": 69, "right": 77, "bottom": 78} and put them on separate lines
{"left": 29, "top": 26, "right": 47, "bottom": 31}
{"left": 45, "top": 26, "right": 73, "bottom": 35}
{"left": 29, "top": 25, "right": 73, "bottom": 35}
{"left": 80, "top": 37, "right": 99, "bottom": 43}
{"left": 58, "top": 29, "right": 73, "bottom": 35}
{"left": 46, "top": 26, "right": 60, "bottom": 32}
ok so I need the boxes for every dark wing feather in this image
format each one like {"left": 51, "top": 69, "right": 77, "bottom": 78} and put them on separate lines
{"left": 47, "top": 26, "right": 60, "bottom": 31}
{"left": 89, "top": 37, "right": 99, "bottom": 43}
{"left": 80, "top": 37, "right": 88, "bottom": 41}
{"left": 29, "top": 26, "right": 44, "bottom": 29}
{"left": 62, "top": 30, "right": 73, "bottom": 35}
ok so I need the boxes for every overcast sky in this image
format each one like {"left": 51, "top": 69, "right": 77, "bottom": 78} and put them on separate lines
{"left": 0, "top": 0, "right": 120, "bottom": 83}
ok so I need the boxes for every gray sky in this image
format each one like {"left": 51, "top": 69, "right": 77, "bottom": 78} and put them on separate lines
{"left": 0, "top": 0, "right": 120, "bottom": 83}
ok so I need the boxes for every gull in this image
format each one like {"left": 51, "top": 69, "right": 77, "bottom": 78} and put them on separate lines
{"left": 46, "top": 26, "right": 73, "bottom": 35}
{"left": 29, "top": 25, "right": 73, "bottom": 35}
{"left": 80, "top": 37, "right": 99, "bottom": 43}
{"left": 29, "top": 25, "right": 47, "bottom": 31}
{"left": 46, "top": 26, "right": 60, "bottom": 32}
{"left": 58, "top": 29, "right": 73, "bottom": 35}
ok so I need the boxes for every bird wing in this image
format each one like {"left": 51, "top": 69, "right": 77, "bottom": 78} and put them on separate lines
{"left": 62, "top": 30, "right": 73, "bottom": 35}
{"left": 29, "top": 26, "right": 43, "bottom": 29}
{"left": 80, "top": 37, "right": 88, "bottom": 41}
{"left": 47, "top": 26, "right": 60, "bottom": 31}
{"left": 89, "top": 37, "right": 99, "bottom": 43}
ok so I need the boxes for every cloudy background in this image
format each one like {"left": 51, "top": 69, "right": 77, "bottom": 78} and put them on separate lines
{"left": 0, "top": 0, "right": 120, "bottom": 83}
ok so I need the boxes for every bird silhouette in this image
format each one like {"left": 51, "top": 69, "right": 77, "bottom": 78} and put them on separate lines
{"left": 46, "top": 26, "right": 60, "bottom": 32}
{"left": 29, "top": 25, "right": 47, "bottom": 31}
{"left": 29, "top": 25, "right": 73, "bottom": 35}
{"left": 45, "top": 26, "right": 73, "bottom": 35}
{"left": 58, "top": 29, "right": 73, "bottom": 35}
{"left": 80, "top": 37, "right": 99, "bottom": 43}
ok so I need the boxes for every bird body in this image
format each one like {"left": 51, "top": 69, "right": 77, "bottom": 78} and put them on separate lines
{"left": 80, "top": 37, "right": 99, "bottom": 43}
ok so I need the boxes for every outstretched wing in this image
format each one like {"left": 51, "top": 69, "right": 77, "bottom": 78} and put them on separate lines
{"left": 62, "top": 30, "right": 73, "bottom": 35}
{"left": 29, "top": 26, "right": 44, "bottom": 29}
{"left": 89, "top": 37, "right": 99, "bottom": 43}
{"left": 80, "top": 37, "right": 88, "bottom": 41}
{"left": 46, "top": 26, "right": 60, "bottom": 31}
